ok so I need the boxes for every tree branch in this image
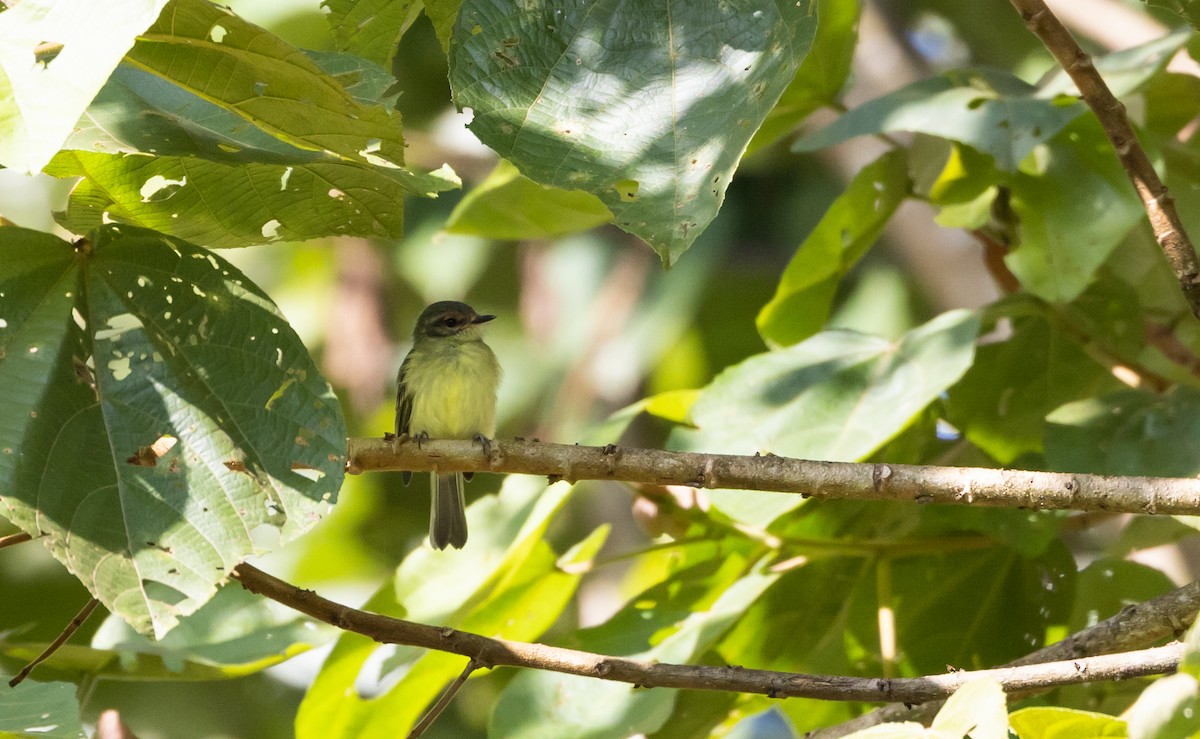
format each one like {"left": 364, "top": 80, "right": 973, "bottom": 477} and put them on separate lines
{"left": 349, "top": 437, "right": 1200, "bottom": 515}
{"left": 809, "top": 579, "right": 1200, "bottom": 737}
{"left": 1008, "top": 0, "right": 1200, "bottom": 317}
{"left": 230, "top": 563, "right": 1183, "bottom": 705}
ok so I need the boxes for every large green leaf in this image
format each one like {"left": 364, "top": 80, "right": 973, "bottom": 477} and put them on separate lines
{"left": 47, "top": 151, "right": 454, "bottom": 248}
{"left": 0, "top": 224, "right": 345, "bottom": 637}
{"left": 448, "top": 0, "right": 818, "bottom": 265}
{"left": 686, "top": 309, "right": 979, "bottom": 526}
{"left": 0, "top": 0, "right": 171, "bottom": 173}
{"left": 794, "top": 69, "right": 1083, "bottom": 171}
{"left": 757, "top": 149, "right": 909, "bottom": 347}
{"left": 322, "top": 0, "right": 422, "bottom": 67}
{"left": 0, "top": 677, "right": 85, "bottom": 738}
{"left": 1004, "top": 118, "right": 1145, "bottom": 303}
{"left": 1046, "top": 387, "right": 1200, "bottom": 477}
{"left": 128, "top": 0, "right": 406, "bottom": 168}
{"left": 295, "top": 476, "right": 600, "bottom": 739}
{"left": 748, "top": 0, "right": 861, "bottom": 154}
{"left": 0, "top": 584, "right": 334, "bottom": 681}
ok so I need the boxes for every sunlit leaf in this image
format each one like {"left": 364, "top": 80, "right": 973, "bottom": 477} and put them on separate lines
{"left": 1009, "top": 706, "right": 1127, "bottom": 738}
{"left": 296, "top": 477, "right": 598, "bottom": 739}
{"left": 322, "top": 0, "right": 421, "bottom": 67}
{"left": 757, "top": 149, "right": 909, "bottom": 347}
{"left": 748, "top": 0, "right": 860, "bottom": 153}
{"left": 795, "top": 69, "right": 1083, "bottom": 171}
{"left": 0, "top": 0, "right": 170, "bottom": 173}
{"left": 0, "top": 224, "right": 345, "bottom": 637}
{"left": 1004, "top": 118, "right": 1144, "bottom": 303}
{"left": 932, "top": 678, "right": 1007, "bottom": 739}
{"left": 449, "top": 0, "right": 818, "bottom": 264}
{"left": 47, "top": 151, "right": 456, "bottom": 248}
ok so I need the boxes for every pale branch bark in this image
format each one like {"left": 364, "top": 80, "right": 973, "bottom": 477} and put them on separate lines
{"left": 231, "top": 563, "right": 1184, "bottom": 705}
{"left": 809, "top": 580, "right": 1200, "bottom": 737}
{"left": 1008, "top": 0, "right": 1200, "bottom": 318}
{"left": 348, "top": 438, "right": 1200, "bottom": 516}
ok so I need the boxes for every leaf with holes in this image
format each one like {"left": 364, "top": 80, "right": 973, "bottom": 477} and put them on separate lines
{"left": 0, "top": 224, "right": 345, "bottom": 637}
{"left": 449, "top": 0, "right": 818, "bottom": 265}
{"left": 0, "top": 0, "right": 171, "bottom": 173}
{"left": 47, "top": 151, "right": 455, "bottom": 248}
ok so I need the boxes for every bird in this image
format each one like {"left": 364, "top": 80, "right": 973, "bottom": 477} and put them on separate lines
{"left": 395, "top": 301, "right": 501, "bottom": 549}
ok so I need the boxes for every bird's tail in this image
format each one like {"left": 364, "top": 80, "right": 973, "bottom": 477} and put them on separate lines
{"left": 430, "top": 472, "right": 468, "bottom": 549}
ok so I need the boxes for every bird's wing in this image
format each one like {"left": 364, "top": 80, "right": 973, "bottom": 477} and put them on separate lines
{"left": 395, "top": 353, "right": 414, "bottom": 437}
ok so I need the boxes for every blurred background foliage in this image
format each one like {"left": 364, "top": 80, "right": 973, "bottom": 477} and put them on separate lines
{"left": 4, "top": 0, "right": 1200, "bottom": 736}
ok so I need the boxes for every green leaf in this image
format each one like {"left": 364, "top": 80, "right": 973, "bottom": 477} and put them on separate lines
{"left": 721, "top": 539, "right": 1075, "bottom": 677}
{"left": 1145, "top": 1, "right": 1200, "bottom": 33}
{"left": 443, "top": 159, "right": 613, "bottom": 239}
{"left": 0, "top": 677, "right": 85, "bottom": 738}
{"left": 1004, "top": 118, "right": 1145, "bottom": 303}
{"left": 449, "top": 0, "right": 819, "bottom": 265}
{"left": 425, "top": 0, "right": 464, "bottom": 51}
{"left": 1045, "top": 387, "right": 1200, "bottom": 477}
{"left": 0, "top": 0, "right": 171, "bottom": 173}
{"left": 1037, "top": 26, "right": 1190, "bottom": 100}
{"left": 748, "top": 0, "right": 861, "bottom": 154}
{"left": 1009, "top": 707, "right": 1127, "bottom": 738}
{"left": 46, "top": 151, "right": 455, "bottom": 248}
{"left": 932, "top": 678, "right": 1007, "bottom": 739}
{"left": 126, "top": 0, "right": 410, "bottom": 169}
{"left": 0, "top": 584, "right": 334, "bottom": 681}
{"left": 322, "top": 0, "right": 422, "bottom": 67}
{"left": 945, "top": 313, "right": 1121, "bottom": 464}
{"left": 757, "top": 149, "right": 910, "bottom": 347}
{"left": 794, "top": 69, "right": 1085, "bottom": 171}
{"left": 0, "top": 224, "right": 345, "bottom": 637}
{"left": 490, "top": 564, "right": 779, "bottom": 739}
{"left": 688, "top": 310, "right": 979, "bottom": 526}
{"left": 296, "top": 476, "right": 597, "bottom": 739}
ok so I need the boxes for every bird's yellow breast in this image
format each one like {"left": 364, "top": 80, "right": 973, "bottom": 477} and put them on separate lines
{"left": 404, "top": 339, "right": 500, "bottom": 439}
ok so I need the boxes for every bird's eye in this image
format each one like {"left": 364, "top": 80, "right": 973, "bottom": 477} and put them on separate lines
{"left": 443, "top": 317, "right": 460, "bottom": 327}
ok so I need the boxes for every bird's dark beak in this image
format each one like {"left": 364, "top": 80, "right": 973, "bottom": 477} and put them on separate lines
{"left": 472, "top": 314, "right": 496, "bottom": 325}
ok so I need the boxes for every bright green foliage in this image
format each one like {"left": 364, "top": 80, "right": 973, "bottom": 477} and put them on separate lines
{"left": 0, "top": 0, "right": 172, "bottom": 174}
{"left": 449, "top": 0, "right": 819, "bottom": 265}
{"left": 323, "top": 0, "right": 422, "bottom": 66}
{"left": 0, "top": 224, "right": 345, "bottom": 637}
{"left": 757, "top": 150, "right": 910, "bottom": 347}
{"left": 295, "top": 477, "right": 604, "bottom": 738}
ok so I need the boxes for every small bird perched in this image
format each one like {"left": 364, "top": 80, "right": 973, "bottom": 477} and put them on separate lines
{"left": 395, "top": 301, "right": 501, "bottom": 549}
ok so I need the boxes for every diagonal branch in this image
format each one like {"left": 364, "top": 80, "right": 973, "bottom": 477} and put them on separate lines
{"left": 349, "top": 437, "right": 1200, "bottom": 515}
{"left": 231, "top": 562, "right": 1184, "bottom": 704}
{"left": 1008, "top": 0, "right": 1200, "bottom": 317}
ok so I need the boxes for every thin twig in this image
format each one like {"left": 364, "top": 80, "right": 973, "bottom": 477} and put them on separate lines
{"left": 0, "top": 532, "right": 32, "bottom": 550}
{"left": 408, "top": 659, "right": 480, "bottom": 738}
{"left": 349, "top": 437, "right": 1200, "bottom": 516}
{"left": 230, "top": 563, "right": 1183, "bottom": 704}
{"left": 8, "top": 598, "right": 100, "bottom": 688}
{"left": 1008, "top": 0, "right": 1200, "bottom": 317}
